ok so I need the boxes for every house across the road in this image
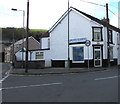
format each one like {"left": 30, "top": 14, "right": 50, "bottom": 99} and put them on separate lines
{"left": 17, "top": 7, "right": 120, "bottom": 68}
{"left": 5, "top": 36, "right": 40, "bottom": 62}
{"left": 118, "top": 1, "right": 120, "bottom": 67}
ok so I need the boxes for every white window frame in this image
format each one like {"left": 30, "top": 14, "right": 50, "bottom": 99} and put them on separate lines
{"left": 35, "top": 52, "right": 44, "bottom": 59}
{"left": 93, "top": 27, "right": 102, "bottom": 41}
{"left": 94, "top": 46, "right": 102, "bottom": 67}
{"left": 72, "top": 46, "right": 84, "bottom": 63}
{"left": 109, "top": 30, "right": 113, "bottom": 43}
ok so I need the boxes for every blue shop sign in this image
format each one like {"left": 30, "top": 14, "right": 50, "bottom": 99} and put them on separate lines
{"left": 69, "top": 38, "right": 87, "bottom": 43}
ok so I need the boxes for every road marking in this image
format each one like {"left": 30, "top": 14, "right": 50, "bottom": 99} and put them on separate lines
{"left": 0, "top": 74, "right": 10, "bottom": 83}
{"left": 1, "top": 82, "right": 63, "bottom": 90}
{"left": 94, "top": 75, "right": 119, "bottom": 81}
{"left": 0, "top": 65, "right": 12, "bottom": 83}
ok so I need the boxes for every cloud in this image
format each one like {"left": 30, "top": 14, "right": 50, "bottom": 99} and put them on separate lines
{"left": 110, "top": 13, "right": 118, "bottom": 27}
{"left": 71, "top": 0, "right": 118, "bottom": 27}
{"left": 0, "top": 0, "right": 119, "bottom": 29}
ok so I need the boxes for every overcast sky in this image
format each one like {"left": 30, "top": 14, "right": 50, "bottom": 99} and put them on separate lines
{"left": 0, "top": 0, "right": 119, "bottom": 30}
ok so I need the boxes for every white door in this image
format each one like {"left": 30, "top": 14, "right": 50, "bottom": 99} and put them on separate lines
{"left": 94, "top": 46, "right": 102, "bottom": 67}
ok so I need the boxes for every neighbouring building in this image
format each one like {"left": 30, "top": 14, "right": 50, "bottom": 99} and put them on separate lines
{"left": 18, "top": 7, "right": 120, "bottom": 68}
{"left": 0, "top": 28, "right": 8, "bottom": 62}
{"left": 118, "top": 1, "right": 120, "bottom": 67}
{"left": 5, "top": 36, "right": 40, "bottom": 62}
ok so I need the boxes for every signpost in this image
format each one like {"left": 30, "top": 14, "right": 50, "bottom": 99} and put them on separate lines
{"left": 85, "top": 40, "right": 91, "bottom": 69}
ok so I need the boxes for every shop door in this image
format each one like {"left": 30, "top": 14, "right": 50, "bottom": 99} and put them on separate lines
{"left": 94, "top": 46, "right": 102, "bottom": 67}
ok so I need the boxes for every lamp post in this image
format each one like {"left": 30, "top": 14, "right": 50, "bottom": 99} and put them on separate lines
{"left": 11, "top": 8, "right": 25, "bottom": 30}
{"left": 25, "top": 0, "right": 29, "bottom": 73}
{"left": 67, "top": 0, "right": 70, "bottom": 70}
{"left": 106, "top": 3, "right": 110, "bottom": 68}
{"left": 11, "top": 8, "right": 25, "bottom": 68}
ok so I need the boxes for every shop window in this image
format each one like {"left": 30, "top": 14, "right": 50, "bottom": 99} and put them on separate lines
{"left": 110, "top": 47, "right": 113, "bottom": 61}
{"left": 92, "top": 27, "right": 103, "bottom": 41}
{"left": 36, "top": 52, "right": 44, "bottom": 59}
{"left": 73, "top": 47, "right": 84, "bottom": 63}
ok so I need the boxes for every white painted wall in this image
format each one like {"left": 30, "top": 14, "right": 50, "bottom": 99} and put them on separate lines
{"left": 16, "top": 50, "right": 51, "bottom": 60}
{"left": 69, "top": 10, "right": 91, "bottom": 40}
{"left": 118, "top": 2, "right": 120, "bottom": 65}
{"left": 50, "top": 9, "right": 119, "bottom": 62}
{"left": 30, "top": 50, "right": 51, "bottom": 61}
{"left": 103, "top": 27, "right": 108, "bottom": 59}
{"left": 117, "top": 33, "right": 120, "bottom": 65}
{"left": 112, "top": 31, "right": 118, "bottom": 59}
{"left": 50, "top": 12, "right": 68, "bottom": 60}
{"left": 15, "top": 50, "right": 52, "bottom": 67}
{"left": 41, "top": 38, "right": 49, "bottom": 49}
{"left": 50, "top": 10, "right": 95, "bottom": 60}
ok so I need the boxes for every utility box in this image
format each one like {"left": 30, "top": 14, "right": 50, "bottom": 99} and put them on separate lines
{"left": 65, "top": 60, "right": 69, "bottom": 68}
{"left": 45, "top": 60, "right": 51, "bottom": 68}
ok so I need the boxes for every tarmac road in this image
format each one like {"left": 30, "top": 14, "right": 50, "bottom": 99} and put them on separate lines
{"left": 2, "top": 68, "right": 119, "bottom": 102}
{"left": 1, "top": 63, "right": 11, "bottom": 78}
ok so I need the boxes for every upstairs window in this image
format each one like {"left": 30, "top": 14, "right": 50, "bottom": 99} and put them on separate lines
{"left": 109, "top": 30, "right": 113, "bottom": 43}
{"left": 92, "top": 27, "right": 103, "bottom": 41}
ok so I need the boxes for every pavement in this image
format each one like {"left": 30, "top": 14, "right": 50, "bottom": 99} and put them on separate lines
{"left": 7, "top": 66, "right": 119, "bottom": 76}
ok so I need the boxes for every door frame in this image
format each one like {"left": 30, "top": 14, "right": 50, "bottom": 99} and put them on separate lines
{"left": 93, "top": 46, "right": 102, "bottom": 67}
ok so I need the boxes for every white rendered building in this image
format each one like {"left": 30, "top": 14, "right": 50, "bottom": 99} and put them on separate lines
{"left": 19, "top": 7, "right": 120, "bottom": 68}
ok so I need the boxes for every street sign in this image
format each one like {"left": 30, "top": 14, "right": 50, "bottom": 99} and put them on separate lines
{"left": 85, "top": 40, "right": 91, "bottom": 69}
{"left": 69, "top": 38, "right": 87, "bottom": 43}
{"left": 85, "top": 40, "right": 91, "bottom": 47}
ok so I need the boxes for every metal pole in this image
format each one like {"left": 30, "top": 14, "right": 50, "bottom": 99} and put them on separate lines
{"left": 25, "top": 0, "right": 29, "bottom": 73}
{"left": 106, "top": 3, "right": 110, "bottom": 68}
{"left": 12, "top": 32, "right": 15, "bottom": 69}
{"left": 67, "top": 0, "right": 70, "bottom": 70}
{"left": 23, "top": 10, "right": 25, "bottom": 30}
{"left": 11, "top": 8, "right": 25, "bottom": 68}
{"left": 22, "top": 10, "right": 25, "bottom": 68}
{"left": 88, "top": 46, "right": 89, "bottom": 69}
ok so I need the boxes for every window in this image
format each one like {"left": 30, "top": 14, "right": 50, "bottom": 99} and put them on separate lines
{"left": 109, "top": 30, "right": 113, "bottom": 43}
{"left": 117, "top": 33, "right": 120, "bottom": 45}
{"left": 48, "top": 38, "right": 50, "bottom": 49}
{"left": 92, "top": 27, "right": 102, "bottom": 41}
{"left": 73, "top": 47, "right": 84, "bottom": 62}
{"left": 110, "top": 47, "right": 113, "bottom": 61}
{"left": 36, "top": 52, "right": 44, "bottom": 59}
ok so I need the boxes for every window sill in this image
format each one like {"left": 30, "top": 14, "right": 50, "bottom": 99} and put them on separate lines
{"left": 72, "top": 61, "right": 84, "bottom": 63}
{"left": 92, "top": 40, "right": 103, "bottom": 42}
